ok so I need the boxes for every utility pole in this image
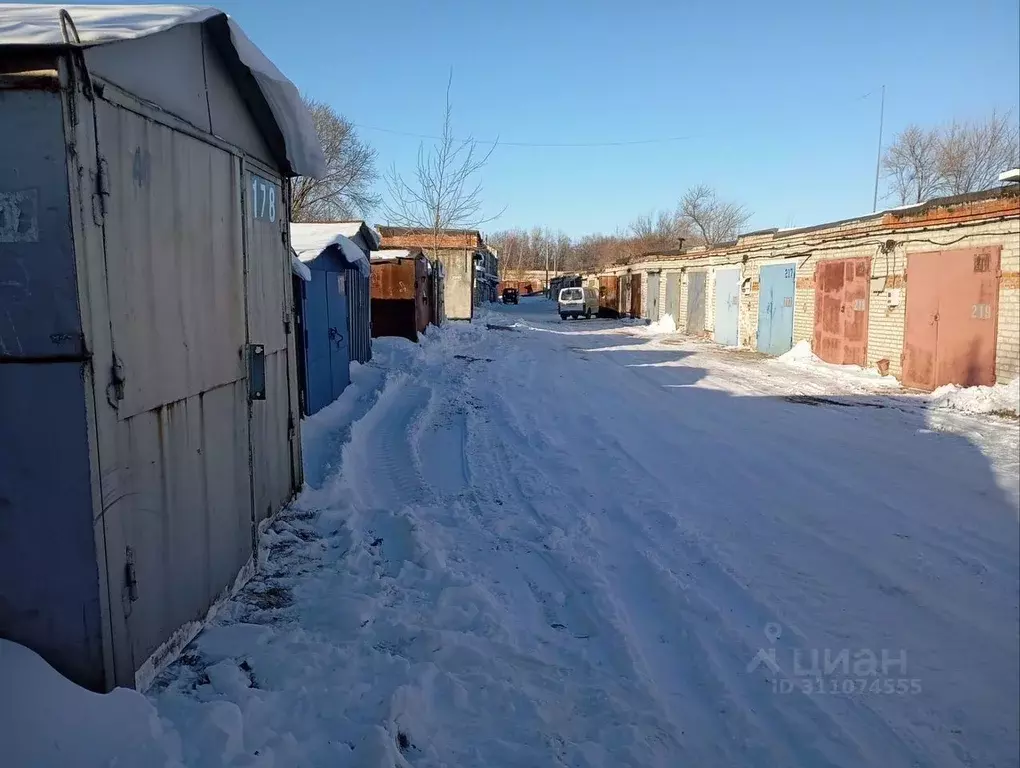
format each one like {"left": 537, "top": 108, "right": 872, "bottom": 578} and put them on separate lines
{"left": 872, "top": 84, "right": 886, "bottom": 212}
{"left": 544, "top": 242, "right": 549, "bottom": 299}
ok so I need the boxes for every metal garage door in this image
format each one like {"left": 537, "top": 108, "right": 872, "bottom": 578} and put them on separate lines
{"left": 813, "top": 258, "right": 871, "bottom": 366}
{"left": 630, "top": 275, "right": 642, "bottom": 318}
{"left": 686, "top": 270, "right": 706, "bottom": 334}
{"left": 664, "top": 272, "right": 680, "bottom": 322}
{"left": 714, "top": 268, "right": 740, "bottom": 347}
{"left": 902, "top": 247, "right": 1000, "bottom": 390}
{"left": 647, "top": 271, "right": 661, "bottom": 322}
{"left": 757, "top": 263, "right": 796, "bottom": 355}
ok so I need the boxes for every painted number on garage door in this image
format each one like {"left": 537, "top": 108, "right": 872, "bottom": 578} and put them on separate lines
{"left": 972, "top": 303, "right": 991, "bottom": 319}
{"left": 251, "top": 175, "right": 277, "bottom": 222}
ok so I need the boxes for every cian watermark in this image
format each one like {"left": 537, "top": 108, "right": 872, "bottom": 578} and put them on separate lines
{"left": 746, "top": 622, "right": 922, "bottom": 696}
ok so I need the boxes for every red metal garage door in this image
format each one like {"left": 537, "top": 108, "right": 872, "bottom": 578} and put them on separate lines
{"left": 902, "top": 247, "right": 1000, "bottom": 391}
{"left": 813, "top": 257, "right": 871, "bottom": 367}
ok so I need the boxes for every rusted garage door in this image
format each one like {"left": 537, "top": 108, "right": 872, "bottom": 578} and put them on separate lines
{"left": 813, "top": 258, "right": 871, "bottom": 366}
{"left": 630, "top": 276, "right": 642, "bottom": 318}
{"left": 902, "top": 247, "right": 1001, "bottom": 391}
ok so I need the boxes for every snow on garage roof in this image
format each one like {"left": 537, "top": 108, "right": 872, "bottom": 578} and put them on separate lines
{"left": 291, "top": 223, "right": 370, "bottom": 276}
{"left": 0, "top": 4, "right": 325, "bottom": 178}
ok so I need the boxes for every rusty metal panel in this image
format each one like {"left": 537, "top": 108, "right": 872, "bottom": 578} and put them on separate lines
{"left": 416, "top": 255, "right": 429, "bottom": 334}
{"left": 813, "top": 258, "right": 870, "bottom": 366}
{"left": 598, "top": 275, "right": 620, "bottom": 317}
{"left": 903, "top": 248, "right": 1001, "bottom": 390}
{"left": 96, "top": 100, "right": 246, "bottom": 419}
{"left": 630, "top": 275, "right": 642, "bottom": 318}
{"left": 371, "top": 259, "right": 417, "bottom": 299}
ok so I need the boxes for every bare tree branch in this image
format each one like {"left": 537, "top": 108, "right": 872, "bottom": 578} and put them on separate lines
{"left": 382, "top": 72, "right": 505, "bottom": 255}
{"left": 679, "top": 185, "right": 751, "bottom": 247}
{"left": 291, "top": 98, "right": 380, "bottom": 222}
{"left": 882, "top": 124, "right": 941, "bottom": 205}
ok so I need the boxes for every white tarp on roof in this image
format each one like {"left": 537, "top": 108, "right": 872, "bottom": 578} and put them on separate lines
{"left": 291, "top": 223, "right": 370, "bottom": 276}
{"left": 0, "top": 4, "right": 325, "bottom": 178}
{"left": 371, "top": 249, "right": 411, "bottom": 262}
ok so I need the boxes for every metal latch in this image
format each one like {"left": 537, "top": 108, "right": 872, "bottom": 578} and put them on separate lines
{"left": 248, "top": 343, "right": 266, "bottom": 401}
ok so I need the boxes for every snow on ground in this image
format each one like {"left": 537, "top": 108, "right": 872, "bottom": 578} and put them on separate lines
{"left": 5, "top": 295, "right": 1019, "bottom": 768}
{"left": 930, "top": 377, "right": 1020, "bottom": 417}
{"left": 771, "top": 340, "right": 901, "bottom": 389}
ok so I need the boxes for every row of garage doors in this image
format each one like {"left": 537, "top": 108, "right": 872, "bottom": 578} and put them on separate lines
{"left": 645, "top": 246, "right": 1001, "bottom": 390}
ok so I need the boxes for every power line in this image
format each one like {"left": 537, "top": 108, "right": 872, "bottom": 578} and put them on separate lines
{"left": 354, "top": 87, "right": 881, "bottom": 150}
{"left": 354, "top": 123, "right": 696, "bottom": 148}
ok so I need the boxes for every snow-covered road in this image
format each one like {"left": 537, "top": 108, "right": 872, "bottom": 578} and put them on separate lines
{"left": 7, "top": 297, "right": 1018, "bottom": 768}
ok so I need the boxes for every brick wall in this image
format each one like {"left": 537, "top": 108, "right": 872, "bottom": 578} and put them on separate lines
{"left": 600, "top": 190, "right": 1020, "bottom": 384}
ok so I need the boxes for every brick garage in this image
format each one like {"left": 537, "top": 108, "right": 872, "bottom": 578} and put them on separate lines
{"left": 602, "top": 186, "right": 1020, "bottom": 387}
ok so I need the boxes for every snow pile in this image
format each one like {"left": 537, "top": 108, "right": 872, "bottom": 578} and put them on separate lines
{"left": 930, "top": 377, "right": 1020, "bottom": 417}
{"left": 0, "top": 639, "right": 184, "bottom": 768}
{"left": 772, "top": 340, "right": 900, "bottom": 389}
{"left": 776, "top": 339, "right": 817, "bottom": 363}
{"left": 0, "top": 5, "right": 325, "bottom": 177}
{"left": 633, "top": 314, "right": 677, "bottom": 335}
{"left": 291, "top": 225, "right": 370, "bottom": 276}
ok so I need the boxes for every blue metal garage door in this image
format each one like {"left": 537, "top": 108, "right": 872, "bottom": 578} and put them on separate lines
{"left": 756, "top": 263, "right": 796, "bottom": 355}
{"left": 326, "top": 271, "right": 351, "bottom": 398}
{"left": 714, "top": 268, "right": 740, "bottom": 347}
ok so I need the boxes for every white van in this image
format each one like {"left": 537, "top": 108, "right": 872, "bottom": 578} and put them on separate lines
{"left": 558, "top": 286, "right": 599, "bottom": 320}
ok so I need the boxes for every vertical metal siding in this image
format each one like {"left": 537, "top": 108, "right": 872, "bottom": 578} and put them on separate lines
{"left": 647, "top": 272, "right": 661, "bottom": 322}
{"left": 244, "top": 163, "right": 297, "bottom": 524}
{"left": 344, "top": 268, "right": 372, "bottom": 363}
{"left": 0, "top": 88, "right": 83, "bottom": 358}
{"left": 89, "top": 100, "right": 257, "bottom": 681}
{"left": 686, "top": 270, "right": 707, "bottom": 334}
{"left": 713, "top": 268, "right": 740, "bottom": 347}
{"left": 303, "top": 272, "right": 332, "bottom": 414}
{"left": 756, "top": 263, "right": 796, "bottom": 355}
{"left": 664, "top": 272, "right": 680, "bottom": 322}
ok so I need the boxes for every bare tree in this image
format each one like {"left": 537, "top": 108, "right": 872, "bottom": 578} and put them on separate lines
{"left": 678, "top": 185, "right": 751, "bottom": 247}
{"left": 383, "top": 72, "right": 503, "bottom": 255}
{"left": 937, "top": 110, "right": 1019, "bottom": 196}
{"left": 882, "top": 124, "right": 942, "bottom": 205}
{"left": 290, "top": 98, "right": 379, "bottom": 222}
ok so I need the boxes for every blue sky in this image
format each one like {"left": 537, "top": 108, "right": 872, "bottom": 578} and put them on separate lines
{"left": 66, "top": 0, "right": 1020, "bottom": 236}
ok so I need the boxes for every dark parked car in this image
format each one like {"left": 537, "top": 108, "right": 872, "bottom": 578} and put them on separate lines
{"left": 502, "top": 287, "right": 519, "bottom": 304}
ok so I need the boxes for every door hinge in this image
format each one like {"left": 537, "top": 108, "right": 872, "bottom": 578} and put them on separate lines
{"left": 123, "top": 546, "right": 138, "bottom": 612}
{"left": 248, "top": 343, "right": 266, "bottom": 401}
{"left": 106, "top": 354, "right": 125, "bottom": 407}
{"left": 287, "top": 413, "right": 296, "bottom": 439}
{"left": 92, "top": 156, "right": 109, "bottom": 225}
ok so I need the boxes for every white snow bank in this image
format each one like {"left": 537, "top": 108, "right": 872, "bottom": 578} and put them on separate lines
{"left": 0, "top": 5, "right": 325, "bottom": 178}
{"left": 772, "top": 340, "right": 900, "bottom": 388}
{"left": 0, "top": 639, "right": 184, "bottom": 768}
{"left": 930, "top": 378, "right": 1020, "bottom": 417}
{"left": 291, "top": 224, "right": 370, "bottom": 276}
{"left": 633, "top": 315, "right": 677, "bottom": 336}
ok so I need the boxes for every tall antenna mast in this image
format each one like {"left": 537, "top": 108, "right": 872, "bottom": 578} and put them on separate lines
{"left": 872, "top": 85, "right": 886, "bottom": 212}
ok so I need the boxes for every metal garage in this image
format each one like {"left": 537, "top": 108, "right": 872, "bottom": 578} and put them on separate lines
{"left": 0, "top": 6, "right": 323, "bottom": 691}
{"left": 813, "top": 258, "right": 870, "bottom": 366}
{"left": 291, "top": 225, "right": 376, "bottom": 415}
